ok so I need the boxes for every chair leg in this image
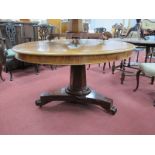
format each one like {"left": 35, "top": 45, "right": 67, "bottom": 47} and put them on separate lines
{"left": 50, "top": 65, "right": 54, "bottom": 70}
{"left": 87, "top": 64, "right": 90, "bottom": 70}
{"left": 149, "top": 47, "right": 154, "bottom": 63}
{"left": 112, "top": 61, "right": 115, "bottom": 74}
{"left": 120, "top": 70, "right": 125, "bottom": 84}
{"left": 120, "top": 60, "right": 126, "bottom": 84}
{"left": 136, "top": 50, "right": 140, "bottom": 62}
{"left": 6, "top": 63, "right": 13, "bottom": 81}
{"left": 108, "top": 62, "right": 111, "bottom": 68}
{"left": 127, "top": 57, "right": 131, "bottom": 67}
{"left": 34, "top": 64, "right": 39, "bottom": 75}
{"left": 151, "top": 76, "right": 155, "bottom": 85}
{"left": 112, "top": 60, "right": 124, "bottom": 74}
{"left": 133, "top": 70, "right": 142, "bottom": 92}
{"left": 9, "top": 70, "right": 13, "bottom": 81}
{"left": 0, "top": 64, "right": 5, "bottom": 81}
{"left": 153, "top": 100, "right": 155, "bottom": 107}
{"left": 103, "top": 63, "right": 106, "bottom": 71}
{"left": 50, "top": 65, "right": 57, "bottom": 70}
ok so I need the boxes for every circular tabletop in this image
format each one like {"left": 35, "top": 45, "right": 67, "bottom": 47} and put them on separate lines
{"left": 13, "top": 39, "right": 135, "bottom": 65}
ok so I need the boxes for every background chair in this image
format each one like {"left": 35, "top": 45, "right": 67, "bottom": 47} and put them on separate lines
{"left": 94, "top": 27, "right": 106, "bottom": 33}
{"left": 38, "top": 24, "right": 55, "bottom": 40}
{"left": 0, "top": 22, "right": 23, "bottom": 81}
{"left": 112, "top": 23, "right": 124, "bottom": 38}
{"left": 133, "top": 63, "right": 155, "bottom": 92}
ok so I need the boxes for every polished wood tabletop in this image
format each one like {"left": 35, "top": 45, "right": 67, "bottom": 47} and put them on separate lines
{"left": 13, "top": 39, "right": 135, "bottom": 65}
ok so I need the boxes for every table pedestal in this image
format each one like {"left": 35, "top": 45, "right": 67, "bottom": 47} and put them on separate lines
{"left": 35, "top": 65, "right": 117, "bottom": 115}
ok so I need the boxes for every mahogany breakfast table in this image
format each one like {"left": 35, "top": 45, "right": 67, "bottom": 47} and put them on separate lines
{"left": 13, "top": 39, "right": 135, "bottom": 115}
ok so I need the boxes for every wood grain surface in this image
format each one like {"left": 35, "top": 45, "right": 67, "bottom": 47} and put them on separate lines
{"left": 13, "top": 39, "right": 135, "bottom": 65}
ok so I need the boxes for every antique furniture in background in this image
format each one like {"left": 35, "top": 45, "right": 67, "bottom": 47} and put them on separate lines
{"left": 94, "top": 27, "right": 106, "bottom": 33}
{"left": 112, "top": 23, "right": 124, "bottom": 38}
{"left": 22, "top": 22, "right": 38, "bottom": 42}
{"left": 112, "top": 20, "right": 146, "bottom": 84}
{"left": 125, "top": 19, "right": 144, "bottom": 38}
{"left": 133, "top": 63, "right": 155, "bottom": 94}
{"left": 0, "top": 21, "right": 45, "bottom": 80}
{"left": 38, "top": 24, "right": 53, "bottom": 40}
{"left": 0, "top": 21, "right": 23, "bottom": 81}
{"left": 141, "top": 19, "right": 155, "bottom": 36}
{"left": 21, "top": 22, "right": 41, "bottom": 74}
{"left": 117, "top": 38, "right": 155, "bottom": 84}
{"left": 13, "top": 39, "right": 135, "bottom": 115}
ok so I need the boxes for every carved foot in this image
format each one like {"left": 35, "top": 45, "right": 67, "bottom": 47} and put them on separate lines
{"left": 35, "top": 99, "right": 43, "bottom": 107}
{"left": 108, "top": 106, "right": 117, "bottom": 115}
{"left": 78, "top": 90, "right": 117, "bottom": 115}
{"left": 94, "top": 101, "right": 117, "bottom": 115}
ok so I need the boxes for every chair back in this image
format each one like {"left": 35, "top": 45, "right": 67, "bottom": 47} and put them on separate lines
{"left": 5, "top": 23, "right": 16, "bottom": 48}
{"left": 0, "top": 22, "right": 23, "bottom": 48}
{"left": 94, "top": 27, "right": 106, "bottom": 33}
{"left": 22, "top": 24, "right": 34, "bottom": 42}
{"left": 38, "top": 24, "right": 52, "bottom": 40}
{"left": 66, "top": 32, "right": 88, "bottom": 39}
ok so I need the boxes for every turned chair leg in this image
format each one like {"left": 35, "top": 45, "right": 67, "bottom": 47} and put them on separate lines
{"left": 108, "top": 62, "right": 111, "bottom": 68}
{"left": 103, "top": 63, "right": 106, "bottom": 71}
{"left": 50, "top": 65, "right": 57, "bottom": 70}
{"left": 50, "top": 65, "right": 54, "bottom": 70}
{"left": 127, "top": 57, "right": 131, "bottom": 67}
{"left": 103, "top": 62, "right": 111, "bottom": 72}
{"left": 34, "top": 64, "right": 39, "bottom": 75}
{"left": 121, "top": 70, "right": 125, "bottom": 84}
{"left": 0, "top": 64, "right": 5, "bottom": 81}
{"left": 149, "top": 47, "right": 154, "bottom": 63}
{"left": 133, "top": 70, "right": 142, "bottom": 92}
{"left": 9, "top": 70, "right": 13, "bottom": 81}
{"left": 136, "top": 50, "right": 140, "bottom": 62}
{"left": 112, "top": 61, "right": 115, "bottom": 74}
{"left": 151, "top": 76, "right": 155, "bottom": 85}
{"left": 87, "top": 64, "right": 90, "bottom": 70}
{"left": 120, "top": 60, "right": 126, "bottom": 84}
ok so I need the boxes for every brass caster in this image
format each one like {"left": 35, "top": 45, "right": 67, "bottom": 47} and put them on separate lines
{"left": 109, "top": 106, "right": 117, "bottom": 115}
{"left": 35, "top": 99, "right": 43, "bottom": 107}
